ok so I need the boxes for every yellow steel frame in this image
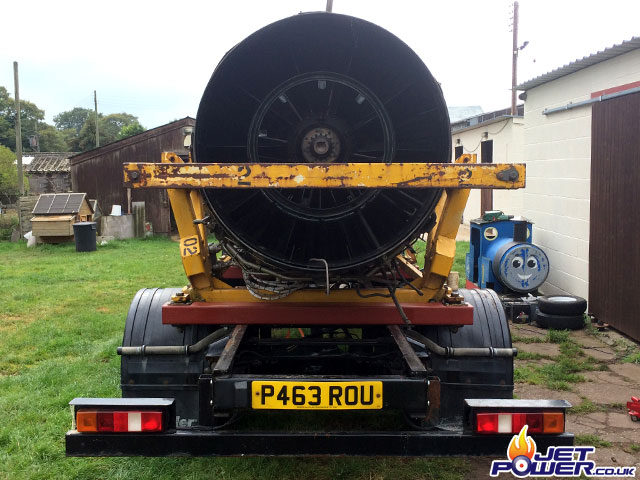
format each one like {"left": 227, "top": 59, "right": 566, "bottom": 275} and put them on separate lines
{"left": 124, "top": 157, "right": 524, "bottom": 190}
{"left": 141, "top": 153, "right": 522, "bottom": 304}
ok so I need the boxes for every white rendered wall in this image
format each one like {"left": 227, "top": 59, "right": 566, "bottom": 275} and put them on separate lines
{"left": 452, "top": 118, "right": 524, "bottom": 225}
{"left": 521, "top": 48, "right": 640, "bottom": 299}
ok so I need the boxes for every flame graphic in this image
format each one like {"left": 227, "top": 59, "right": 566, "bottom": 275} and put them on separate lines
{"left": 507, "top": 425, "right": 537, "bottom": 461}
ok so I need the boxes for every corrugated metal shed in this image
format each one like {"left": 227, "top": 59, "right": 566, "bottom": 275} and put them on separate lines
{"left": 25, "top": 153, "right": 76, "bottom": 173}
{"left": 517, "top": 37, "right": 640, "bottom": 91}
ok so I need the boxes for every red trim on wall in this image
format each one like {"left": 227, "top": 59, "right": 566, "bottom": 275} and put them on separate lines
{"left": 162, "top": 302, "right": 474, "bottom": 326}
{"left": 591, "top": 80, "right": 640, "bottom": 98}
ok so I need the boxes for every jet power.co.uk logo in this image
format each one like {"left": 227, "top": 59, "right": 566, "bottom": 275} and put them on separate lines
{"left": 490, "top": 425, "right": 636, "bottom": 477}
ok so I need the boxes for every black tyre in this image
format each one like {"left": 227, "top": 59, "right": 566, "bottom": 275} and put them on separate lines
{"left": 534, "top": 309, "right": 585, "bottom": 330}
{"left": 419, "top": 288, "right": 513, "bottom": 419}
{"left": 538, "top": 295, "right": 587, "bottom": 316}
{"left": 121, "top": 288, "right": 225, "bottom": 427}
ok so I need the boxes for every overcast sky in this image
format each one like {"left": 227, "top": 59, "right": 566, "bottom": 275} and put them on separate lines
{"left": 3, "top": 0, "right": 639, "bottom": 129}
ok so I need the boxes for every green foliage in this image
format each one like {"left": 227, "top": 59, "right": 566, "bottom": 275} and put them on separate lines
{"left": 0, "top": 86, "right": 46, "bottom": 152}
{"left": 569, "top": 398, "right": 602, "bottom": 415}
{"left": 1, "top": 86, "right": 145, "bottom": 153}
{"left": 623, "top": 351, "right": 640, "bottom": 364}
{"left": 36, "top": 124, "right": 68, "bottom": 152}
{"left": 0, "top": 145, "right": 24, "bottom": 203}
{"left": 0, "top": 85, "right": 69, "bottom": 153}
{"left": 53, "top": 107, "right": 92, "bottom": 133}
{"left": 76, "top": 115, "right": 100, "bottom": 151}
{"left": 0, "top": 211, "right": 18, "bottom": 240}
{"left": 515, "top": 351, "right": 552, "bottom": 361}
{"left": 511, "top": 334, "right": 546, "bottom": 344}
{"left": 512, "top": 330, "right": 573, "bottom": 345}
{"left": 514, "top": 329, "right": 604, "bottom": 391}
{"left": 0, "top": 239, "right": 470, "bottom": 479}
{"left": 0, "top": 87, "right": 15, "bottom": 148}
{"left": 575, "top": 434, "right": 611, "bottom": 448}
{"left": 547, "top": 329, "right": 571, "bottom": 344}
{"left": 118, "top": 121, "right": 146, "bottom": 139}
{"left": 60, "top": 128, "right": 80, "bottom": 152}
{"left": 77, "top": 112, "right": 141, "bottom": 151}
{"left": 413, "top": 239, "right": 468, "bottom": 288}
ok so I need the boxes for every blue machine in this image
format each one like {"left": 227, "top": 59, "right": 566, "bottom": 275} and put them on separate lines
{"left": 465, "top": 211, "right": 549, "bottom": 294}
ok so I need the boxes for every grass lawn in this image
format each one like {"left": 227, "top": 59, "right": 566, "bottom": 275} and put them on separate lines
{"left": 0, "top": 237, "right": 471, "bottom": 480}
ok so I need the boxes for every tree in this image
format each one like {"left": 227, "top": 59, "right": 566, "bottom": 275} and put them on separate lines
{"left": 37, "top": 125, "right": 68, "bottom": 152}
{"left": 53, "top": 107, "right": 92, "bottom": 133}
{"left": 118, "top": 122, "right": 145, "bottom": 139}
{"left": 1, "top": 88, "right": 144, "bottom": 153}
{"left": 0, "top": 87, "right": 16, "bottom": 150}
{"left": 77, "top": 116, "right": 101, "bottom": 152}
{"left": 61, "top": 128, "right": 80, "bottom": 152}
{"left": 0, "top": 145, "right": 25, "bottom": 203}
{"left": 0, "top": 115, "right": 12, "bottom": 150}
{"left": 0, "top": 86, "right": 45, "bottom": 153}
{"left": 76, "top": 112, "right": 141, "bottom": 151}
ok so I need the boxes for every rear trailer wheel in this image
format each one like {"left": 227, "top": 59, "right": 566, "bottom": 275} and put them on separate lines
{"left": 534, "top": 309, "right": 585, "bottom": 330}
{"left": 121, "top": 288, "right": 226, "bottom": 428}
{"left": 537, "top": 295, "right": 587, "bottom": 316}
{"left": 417, "top": 289, "right": 514, "bottom": 420}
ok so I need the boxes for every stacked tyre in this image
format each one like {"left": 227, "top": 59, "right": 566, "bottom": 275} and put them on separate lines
{"left": 534, "top": 295, "right": 587, "bottom": 330}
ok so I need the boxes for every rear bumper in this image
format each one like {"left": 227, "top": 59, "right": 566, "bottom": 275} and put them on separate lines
{"left": 66, "top": 429, "right": 574, "bottom": 457}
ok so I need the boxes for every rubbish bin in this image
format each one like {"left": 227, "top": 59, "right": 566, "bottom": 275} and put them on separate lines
{"left": 73, "top": 222, "right": 97, "bottom": 252}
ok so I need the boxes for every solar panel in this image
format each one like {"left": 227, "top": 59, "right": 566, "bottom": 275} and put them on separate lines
{"left": 32, "top": 193, "right": 85, "bottom": 215}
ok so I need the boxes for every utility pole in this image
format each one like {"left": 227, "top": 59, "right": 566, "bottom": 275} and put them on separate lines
{"left": 94, "top": 90, "right": 100, "bottom": 147}
{"left": 34, "top": 119, "right": 40, "bottom": 152}
{"left": 13, "top": 61, "right": 24, "bottom": 195}
{"left": 326, "top": 0, "right": 333, "bottom": 13}
{"left": 511, "top": 1, "right": 519, "bottom": 115}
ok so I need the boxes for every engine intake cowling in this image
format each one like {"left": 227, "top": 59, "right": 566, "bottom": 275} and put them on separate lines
{"left": 195, "top": 12, "right": 451, "bottom": 275}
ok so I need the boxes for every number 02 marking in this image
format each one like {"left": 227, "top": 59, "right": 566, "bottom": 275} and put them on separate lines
{"left": 180, "top": 235, "right": 200, "bottom": 257}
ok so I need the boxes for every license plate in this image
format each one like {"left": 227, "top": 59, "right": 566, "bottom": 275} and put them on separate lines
{"left": 251, "top": 381, "right": 383, "bottom": 410}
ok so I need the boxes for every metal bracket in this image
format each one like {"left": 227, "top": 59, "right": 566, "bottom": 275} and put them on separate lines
{"left": 424, "top": 376, "right": 441, "bottom": 428}
{"left": 213, "top": 325, "right": 248, "bottom": 376}
{"left": 388, "top": 325, "right": 427, "bottom": 376}
{"left": 496, "top": 166, "right": 519, "bottom": 183}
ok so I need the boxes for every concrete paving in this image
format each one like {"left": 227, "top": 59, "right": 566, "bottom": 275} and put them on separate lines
{"left": 465, "top": 321, "right": 640, "bottom": 479}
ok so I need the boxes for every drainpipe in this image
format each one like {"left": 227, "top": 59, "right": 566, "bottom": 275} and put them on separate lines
{"left": 542, "top": 86, "right": 640, "bottom": 115}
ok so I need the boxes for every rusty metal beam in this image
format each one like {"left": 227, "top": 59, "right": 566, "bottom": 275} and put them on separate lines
{"left": 124, "top": 153, "right": 524, "bottom": 190}
{"left": 387, "top": 325, "right": 427, "bottom": 375}
{"left": 162, "top": 302, "right": 474, "bottom": 326}
{"left": 415, "top": 155, "right": 475, "bottom": 295}
{"left": 213, "top": 325, "right": 247, "bottom": 375}
{"left": 163, "top": 155, "right": 230, "bottom": 291}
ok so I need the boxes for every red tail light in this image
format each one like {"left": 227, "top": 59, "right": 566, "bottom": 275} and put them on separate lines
{"left": 476, "top": 412, "right": 564, "bottom": 434}
{"left": 77, "top": 410, "right": 163, "bottom": 433}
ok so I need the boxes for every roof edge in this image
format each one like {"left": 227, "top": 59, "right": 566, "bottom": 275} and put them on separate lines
{"left": 517, "top": 36, "right": 640, "bottom": 91}
{"left": 70, "top": 117, "right": 195, "bottom": 165}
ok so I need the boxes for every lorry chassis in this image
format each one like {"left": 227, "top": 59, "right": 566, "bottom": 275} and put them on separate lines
{"left": 66, "top": 153, "right": 573, "bottom": 456}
